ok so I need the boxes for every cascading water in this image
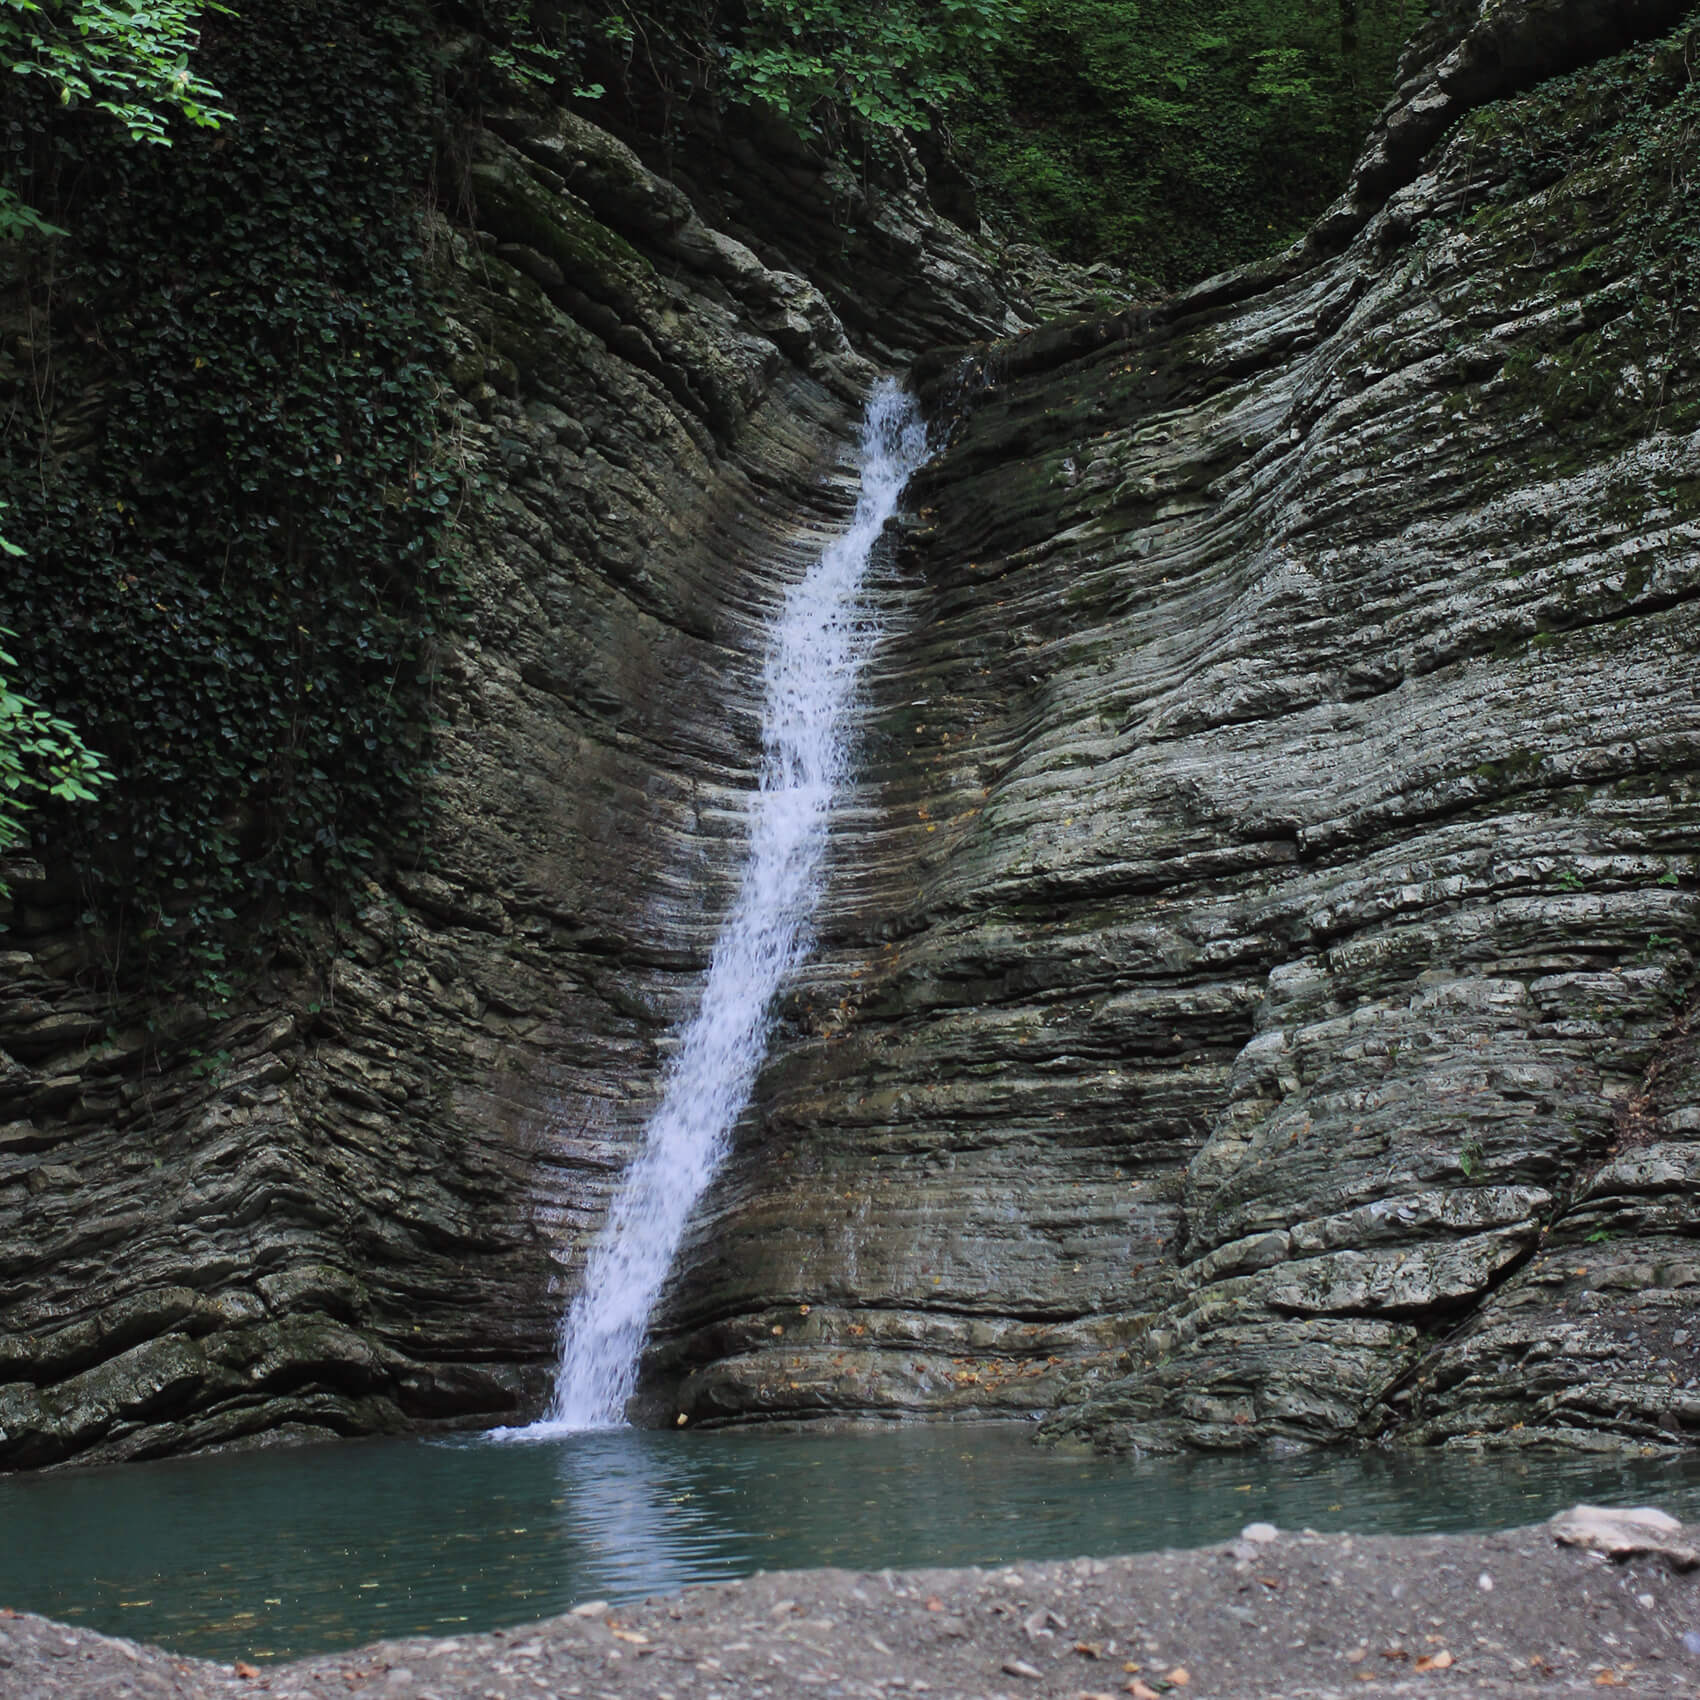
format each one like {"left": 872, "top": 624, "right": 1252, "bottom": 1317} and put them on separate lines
{"left": 519, "top": 380, "right": 929, "bottom": 1434}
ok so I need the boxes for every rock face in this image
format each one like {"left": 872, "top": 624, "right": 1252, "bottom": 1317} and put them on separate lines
{"left": 0, "top": 102, "right": 1025, "bottom": 1469}
{"left": 3, "top": 0, "right": 1698, "bottom": 1471}
{"left": 640, "top": 1, "right": 1700, "bottom": 1452}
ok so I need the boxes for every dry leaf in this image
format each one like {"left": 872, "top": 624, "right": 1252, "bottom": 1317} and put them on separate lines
{"left": 1122, "top": 1662, "right": 1142, "bottom": 1674}
{"left": 234, "top": 1662, "right": 262, "bottom": 1680}
{"left": 1074, "top": 1641, "right": 1104, "bottom": 1659}
{"left": 1595, "top": 1674, "right": 1627, "bottom": 1689}
{"left": 1167, "top": 1668, "right": 1191, "bottom": 1686}
{"left": 1414, "top": 1650, "right": 1454, "bottom": 1672}
{"left": 1381, "top": 1646, "right": 1410, "bottom": 1661}
{"left": 1125, "top": 1682, "right": 1161, "bottom": 1700}
{"left": 610, "top": 1630, "right": 650, "bottom": 1646}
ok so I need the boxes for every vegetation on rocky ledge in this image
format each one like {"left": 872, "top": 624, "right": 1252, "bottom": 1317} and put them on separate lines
{"left": 0, "top": 1, "right": 464, "bottom": 996}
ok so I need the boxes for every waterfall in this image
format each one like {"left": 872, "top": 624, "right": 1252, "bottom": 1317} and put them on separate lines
{"left": 522, "top": 380, "right": 928, "bottom": 1434}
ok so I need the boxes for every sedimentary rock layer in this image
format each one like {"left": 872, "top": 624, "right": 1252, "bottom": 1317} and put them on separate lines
{"left": 0, "top": 104, "right": 1023, "bottom": 1469}
{"left": 643, "top": 3, "right": 1700, "bottom": 1451}
{"left": 4, "top": 0, "right": 1697, "bottom": 1469}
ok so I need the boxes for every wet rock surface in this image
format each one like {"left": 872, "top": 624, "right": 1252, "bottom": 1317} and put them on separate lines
{"left": 6, "top": 1512, "right": 1700, "bottom": 1698}
{"left": 0, "top": 96, "right": 1026, "bottom": 1468}
{"left": 4, "top": 0, "right": 1699, "bottom": 1468}
{"left": 643, "top": 1, "right": 1700, "bottom": 1446}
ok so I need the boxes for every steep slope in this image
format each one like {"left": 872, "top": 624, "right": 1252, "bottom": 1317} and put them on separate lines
{"left": 644, "top": 0, "right": 1700, "bottom": 1452}
{"left": 4, "top": 0, "right": 1697, "bottom": 1472}
{"left": 0, "top": 87, "right": 1024, "bottom": 1469}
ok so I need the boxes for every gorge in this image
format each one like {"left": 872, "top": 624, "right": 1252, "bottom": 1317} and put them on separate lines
{"left": 0, "top": 0, "right": 1697, "bottom": 1477}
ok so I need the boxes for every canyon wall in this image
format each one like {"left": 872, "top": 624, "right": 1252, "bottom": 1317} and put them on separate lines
{"left": 643, "top": 0, "right": 1700, "bottom": 1453}
{"left": 3, "top": 0, "right": 1698, "bottom": 1469}
{"left": 0, "top": 93, "right": 1024, "bottom": 1469}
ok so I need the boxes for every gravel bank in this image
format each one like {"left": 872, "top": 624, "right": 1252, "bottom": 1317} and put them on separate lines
{"left": 4, "top": 1508, "right": 1699, "bottom": 1700}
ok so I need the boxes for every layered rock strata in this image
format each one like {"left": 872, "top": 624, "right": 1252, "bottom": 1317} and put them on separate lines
{"left": 5, "top": 0, "right": 1699, "bottom": 1471}
{"left": 0, "top": 106, "right": 1024, "bottom": 1469}
{"left": 643, "top": 4, "right": 1700, "bottom": 1450}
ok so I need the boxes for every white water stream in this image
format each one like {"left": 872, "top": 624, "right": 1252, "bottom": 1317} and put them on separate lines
{"left": 515, "top": 381, "right": 928, "bottom": 1433}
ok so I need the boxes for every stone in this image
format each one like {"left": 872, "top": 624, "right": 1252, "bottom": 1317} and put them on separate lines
{"left": 3, "top": 0, "right": 1699, "bottom": 1469}
{"left": 1550, "top": 1505, "right": 1700, "bottom": 1569}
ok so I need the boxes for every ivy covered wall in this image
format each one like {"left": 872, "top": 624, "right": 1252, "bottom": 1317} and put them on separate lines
{"left": 0, "top": 0, "right": 463, "bottom": 996}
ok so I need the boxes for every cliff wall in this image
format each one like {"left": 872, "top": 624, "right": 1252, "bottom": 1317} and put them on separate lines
{"left": 643, "top": 0, "right": 1700, "bottom": 1453}
{"left": 0, "top": 78, "right": 1024, "bottom": 1468}
{"left": 3, "top": 0, "right": 1698, "bottom": 1470}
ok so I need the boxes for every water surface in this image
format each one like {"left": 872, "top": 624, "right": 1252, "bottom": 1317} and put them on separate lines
{"left": 3, "top": 1423, "right": 1698, "bottom": 1664}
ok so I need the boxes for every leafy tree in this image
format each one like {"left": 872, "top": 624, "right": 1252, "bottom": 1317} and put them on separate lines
{"left": 557, "top": 0, "right": 1021, "bottom": 137}
{"left": 0, "top": 0, "right": 231, "bottom": 234}
{"left": 723, "top": 0, "right": 1023, "bottom": 134}
{"left": 0, "top": 616, "right": 109, "bottom": 896}
{"left": 960, "top": 0, "right": 1417, "bottom": 288}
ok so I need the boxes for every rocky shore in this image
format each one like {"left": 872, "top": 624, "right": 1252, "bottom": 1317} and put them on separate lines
{"left": 4, "top": 1508, "right": 1698, "bottom": 1700}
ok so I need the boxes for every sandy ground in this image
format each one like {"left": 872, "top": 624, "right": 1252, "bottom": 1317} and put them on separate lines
{"left": 4, "top": 1511, "right": 1699, "bottom": 1700}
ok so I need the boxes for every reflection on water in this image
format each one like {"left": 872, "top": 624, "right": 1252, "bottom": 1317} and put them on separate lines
{"left": 1, "top": 1423, "right": 1697, "bottom": 1665}
{"left": 555, "top": 1430, "right": 743, "bottom": 1602}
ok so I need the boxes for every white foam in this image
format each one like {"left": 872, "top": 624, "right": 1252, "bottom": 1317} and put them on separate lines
{"left": 504, "top": 381, "right": 928, "bottom": 1435}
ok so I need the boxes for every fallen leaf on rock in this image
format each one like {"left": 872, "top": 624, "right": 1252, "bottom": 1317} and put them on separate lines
{"left": 610, "top": 1630, "right": 650, "bottom": 1646}
{"left": 234, "top": 1662, "right": 262, "bottom": 1680}
{"left": 1414, "top": 1650, "right": 1453, "bottom": 1672}
{"left": 1167, "top": 1667, "right": 1191, "bottom": 1685}
{"left": 1382, "top": 1646, "right": 1409, "bottom": 1661}
{"left": 1125, "top": 1681, "right": 1160, "bottom": 1700}
{"left": 1074, "top": 1641, "right": 1104, "bottom": 1658}
{"left": 1122, "top": 1662, "right": 1142, "bottom": 1674}
{"left": 1002, "top": 1657, "right": 1043, "bottom": 1679}
{"left": 1594, "top": 1673, "right": 1627, "bottom": 1688}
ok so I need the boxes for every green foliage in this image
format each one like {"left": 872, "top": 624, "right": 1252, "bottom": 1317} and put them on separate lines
{"left": 0, "top": 0, "right": 464, "bottom": 994}
{"left": 724, "top": 0, "right": 1022, "bottom": 134}
{"left": 959, "top": 0, "right": 1418, "bottom": 288}
{"left": 542, "top": 0, "right": 1019, "bottom": 140}
{"left": 0, "top": 617, "right": 110, "bottom": 892}
{"left": 461, "top": 0, "right": 606, "bottom": 98}
{"left": 1444, "top": 23, "right": 1700, "bottom": 453}
{"left": 0, "top": 0, "right": 232, "bottom": 234}
{"left": 1, "top": 0, "right": 231, "bottom": 140}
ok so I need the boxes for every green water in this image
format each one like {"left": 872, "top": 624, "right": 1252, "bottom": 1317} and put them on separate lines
{"left": 3, "top": 1424, "right": 1698, "bottom": 1665}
